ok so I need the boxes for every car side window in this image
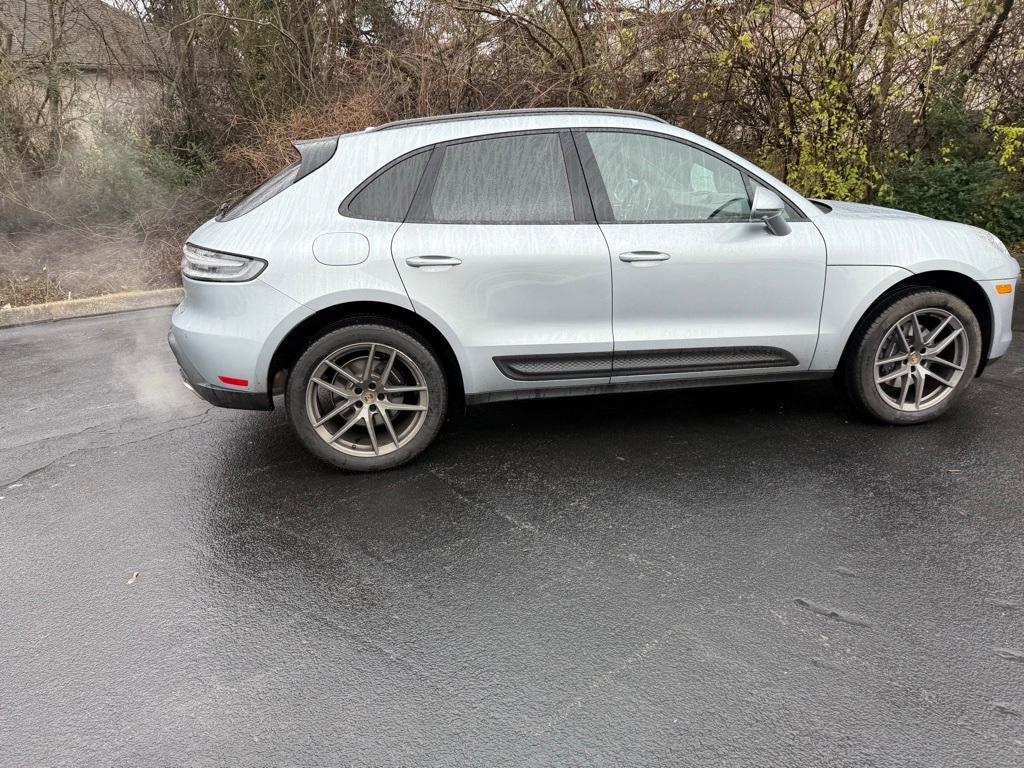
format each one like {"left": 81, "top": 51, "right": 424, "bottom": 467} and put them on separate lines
{"left": 348, "top": 150, "right": 430, "bottom": 221}
{"left": 422, "top": 133, "right": 574, "bottom": 224}
{"left": 583, "top": 132, "right": 752, "bottom": 223}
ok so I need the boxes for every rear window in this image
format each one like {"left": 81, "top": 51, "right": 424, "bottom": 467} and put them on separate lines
{"left": 219, "top": 162, "right": 299, "bottom": 221}
{"left": 346, "top": 150, "right": 430, "bottom": 221}
{"left": 219, "top": 136, "right": 338, "bottom": 221}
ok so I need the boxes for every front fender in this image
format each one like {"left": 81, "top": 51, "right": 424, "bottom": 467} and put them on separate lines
{"left": 810, "top": 265, "right": 914, "bottom": 371}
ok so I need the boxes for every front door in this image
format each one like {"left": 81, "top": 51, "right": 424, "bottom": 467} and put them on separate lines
{"left": 392, "top": 131, "right": 613, "bottom": 394}
{"left": 575, "top": 130, "right": 827, "bottom": 379}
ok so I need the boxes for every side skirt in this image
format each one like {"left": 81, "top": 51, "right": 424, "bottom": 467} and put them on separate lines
{"left": 493, "top": 346, "right": 799, "bottom": 381}
{"left": 466, "top": 370, "right": 834, "bottom": 406}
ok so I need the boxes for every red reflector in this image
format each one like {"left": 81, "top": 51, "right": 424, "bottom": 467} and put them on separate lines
{"left": 218, "top": 376, "right": 248, "bottom": 387}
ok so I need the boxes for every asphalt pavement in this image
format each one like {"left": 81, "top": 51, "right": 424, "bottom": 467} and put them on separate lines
{"left": 1, "top": 303, "right": 1022, "bottom": 766}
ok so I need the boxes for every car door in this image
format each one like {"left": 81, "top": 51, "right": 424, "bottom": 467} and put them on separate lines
{"left": 391, "top": 131, "right": 613, "bottom": 394}
{"left": 575, "top": 129, "right": 827, "bottom": 379}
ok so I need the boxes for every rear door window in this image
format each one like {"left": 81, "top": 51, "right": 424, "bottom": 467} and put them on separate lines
{"left": 420, "top": 133, "right": 574, "bottom": 224}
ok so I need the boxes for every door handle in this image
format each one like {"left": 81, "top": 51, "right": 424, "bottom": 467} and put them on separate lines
{"left": 405, "top": 255, "right": 463, "bottom": 268}
{"left": 619, "top": 251, "right": 671, "bottom": 263}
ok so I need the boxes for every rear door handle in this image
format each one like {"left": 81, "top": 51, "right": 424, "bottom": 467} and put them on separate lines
{"left": 405, "top": 255, "right": 463, "bottom": 268}
{"left": 619, "top": 251, "right": 671, "bottom": 263}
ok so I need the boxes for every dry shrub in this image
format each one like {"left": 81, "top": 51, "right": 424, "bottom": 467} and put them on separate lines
{"left": 219, "top": 89, "right": 388, "bottom": 191}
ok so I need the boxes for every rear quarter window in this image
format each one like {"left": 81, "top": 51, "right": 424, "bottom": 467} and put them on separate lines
{"left": 345, "top": 150, "right": 431, "bottom": 221}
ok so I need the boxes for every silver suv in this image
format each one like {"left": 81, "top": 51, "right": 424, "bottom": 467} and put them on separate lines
{"left": 169, "top": 108, "right": 1018, "bottom": 471}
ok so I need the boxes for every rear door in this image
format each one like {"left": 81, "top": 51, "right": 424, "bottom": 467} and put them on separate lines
{"left": 575, "top": 129, "right": 827, "bottom": 379}
{"left": 391, "top": 131, "right": 613, "bottom": 394}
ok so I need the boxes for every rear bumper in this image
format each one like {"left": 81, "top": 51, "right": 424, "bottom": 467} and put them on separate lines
{"left": 168, "top": 329, "right": 273, "bottom": 411}
{"left": 167, "top": 275, "right": 310, "bottom": 410}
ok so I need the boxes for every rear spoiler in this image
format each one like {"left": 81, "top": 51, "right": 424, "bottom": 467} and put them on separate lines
{"left": 293, "top": 136, "right": 339, "bottom": 182}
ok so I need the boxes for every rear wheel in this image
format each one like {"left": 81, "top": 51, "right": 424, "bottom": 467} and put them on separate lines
{"left": 842, "top": 289, "right": 982, "bottom": 424}
{"left": 286, "top": 321, "right": 448, "bottom": 471}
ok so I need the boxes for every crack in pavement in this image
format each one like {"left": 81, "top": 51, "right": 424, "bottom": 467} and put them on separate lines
{"left": 0, "top": 407, "right": 216, "bottom": 488}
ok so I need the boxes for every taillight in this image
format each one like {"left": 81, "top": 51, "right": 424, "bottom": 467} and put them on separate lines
{"left": 181, "top": 244, "right": 266, "bottom": 282}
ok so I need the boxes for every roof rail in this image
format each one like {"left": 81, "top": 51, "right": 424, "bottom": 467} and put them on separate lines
{"left": 366, "top": 107, "right": 669, "bottom": 132}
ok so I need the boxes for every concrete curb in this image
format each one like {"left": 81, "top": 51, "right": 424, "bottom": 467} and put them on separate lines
{"left": 0, "top": 288, "right": 183, "bottom": 329}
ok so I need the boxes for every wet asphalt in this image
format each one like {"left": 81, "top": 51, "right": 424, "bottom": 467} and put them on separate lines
{"left": 1, "top": 303, "right": 1023, "bottom": 767}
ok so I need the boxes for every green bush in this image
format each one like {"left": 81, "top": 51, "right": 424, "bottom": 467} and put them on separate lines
{"left": 883, "top": 158, "right": 1024, "bottom": 249}
{"left": 880, "top": 102, "right": 1024, "bottom": 253}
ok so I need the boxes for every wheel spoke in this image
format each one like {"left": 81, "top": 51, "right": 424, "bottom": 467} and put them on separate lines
{"left": 876, "top": 366, "right": 910, "bottom": 385}
{"left": 914, "top": 369, "right": 925, "bottom": 409}
{"left": 898, "top": 373, "right": 911, "bottom": 407}
{"left": 877, "top": 353, "right": 909, "bottom": 366}
{"left": 329, "top": 410, "right": 364, "bottom": 443}
{"left": 920, "top": 365, "right": 953, "bottom": 388}
{"left": 895, "top": 323, "right": 912, "bottom": 352}
{"left": 363, "top": 343, "right": 377, "bottom": 382}
{"left": 911, "top": 312, "right": 925, "bottom": 349}
{"left": 925, "top": 326, "right": 962, "bottom": 357}
{"left": 313, "top": 397, "right": 358, "bottom": 427}
{"left": 383, "top": 401, "right": 427, "bottom": 412}
{"left": 382, "top": 385, "right": 427, "bottom": 394}
{"left": 378, "top": 406, "right": 400, "bottom": 448}
{"left": 324, "top": 360, "right": 360, "bottom": 385}
{"left": 925, "top": 315, "right": 952, "bottom": 345}
{"left": 365, "top": 412, "right": 379, "bottom": 455}
{"left": 312, "top": 377, "right": 350, "bottom": 398}
{"left": 379, "top": 348, "right": 398, "bottom": 385}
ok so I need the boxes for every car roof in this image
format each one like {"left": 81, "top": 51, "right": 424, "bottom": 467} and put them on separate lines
{"left": 365, "top": 107, "right": 669, "bottom": 133}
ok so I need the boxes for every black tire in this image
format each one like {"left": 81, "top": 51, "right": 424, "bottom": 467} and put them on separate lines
{"left": 286, "top": 319, "right": 448, "bottom": 471}
{"left": 841, "top": 289, "right": 982, "bottom": 424}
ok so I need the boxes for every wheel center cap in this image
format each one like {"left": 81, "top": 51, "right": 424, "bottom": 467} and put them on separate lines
{"left": 909, "top": 351, "right": 922, "bottom": 365}
{"left": 363, "top": 393, "right": 375, "bottom": 404}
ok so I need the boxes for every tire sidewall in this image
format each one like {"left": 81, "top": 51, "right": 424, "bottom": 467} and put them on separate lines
{"left": 286, "top": 322, "right": 448, "bottom": 471}
{"left": 850, "top": 289, "right": 982, "bottom": 424}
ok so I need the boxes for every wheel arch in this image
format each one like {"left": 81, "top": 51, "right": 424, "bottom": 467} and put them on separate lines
{"left": 838, "top": 269, "right": 993, "bottom": 376}
{"left": 267, "top": 301, "right": 466, "bottom": 407}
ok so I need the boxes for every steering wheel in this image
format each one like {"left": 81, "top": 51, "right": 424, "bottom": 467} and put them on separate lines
{"left": 610, "top": 177, "right": 653, "bottom": 218}
{"left": 707, "top": 196, "right": 749, "bottom": 220}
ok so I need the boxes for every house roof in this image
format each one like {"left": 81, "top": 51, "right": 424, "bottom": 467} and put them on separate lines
{"left": 0, "top": 0, "right": 161, "bottom": 71}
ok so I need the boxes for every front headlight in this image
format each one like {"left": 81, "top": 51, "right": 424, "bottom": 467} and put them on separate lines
{"left": 181, "top": 243, "right": 267, "bottom": 282}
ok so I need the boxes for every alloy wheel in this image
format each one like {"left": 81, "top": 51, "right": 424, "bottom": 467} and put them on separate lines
{"left": 873, "top": 308, "right": 968, "bottom": 412}
{"left": 305, "top": 342, "right": 429, "bottom": 457}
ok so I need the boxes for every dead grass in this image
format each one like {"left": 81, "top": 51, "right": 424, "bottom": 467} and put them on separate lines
{"left": 0, "top": 228, "right": 183, "bottom": 307}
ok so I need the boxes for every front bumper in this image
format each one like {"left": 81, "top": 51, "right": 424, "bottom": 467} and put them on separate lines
{"left": 168, "top": 330, "right": 272, "bottom": 410}
{"left": 980, "top": 277, "right": 1018, "bottom": 363}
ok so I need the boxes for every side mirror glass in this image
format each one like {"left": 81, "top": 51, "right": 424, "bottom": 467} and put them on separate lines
{"left": 750, "top": 186, "right": 791, "bottom": 236}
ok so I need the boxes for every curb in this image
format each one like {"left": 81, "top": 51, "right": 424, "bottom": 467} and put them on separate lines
{"left": 0, "top": 288, "right": 183, "bottom": 329}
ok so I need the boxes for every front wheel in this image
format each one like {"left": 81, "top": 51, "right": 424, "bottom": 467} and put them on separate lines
{"left": 286, "top": 321, "right": 448, "bottom": 471}
{"left": 842, "top": 289, "right": 982, "bottom": 424}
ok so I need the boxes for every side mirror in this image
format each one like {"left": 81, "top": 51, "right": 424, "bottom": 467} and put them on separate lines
{"left": 750, "top": 186, "right": 791, "bottom": 236}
